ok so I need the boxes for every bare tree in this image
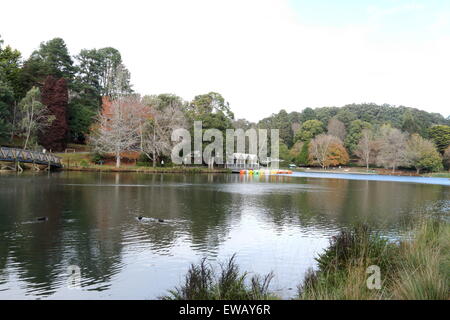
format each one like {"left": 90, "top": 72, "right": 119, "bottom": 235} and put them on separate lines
{"left": 141, "top": 94, "right": 187, "bottom": 167}
{"left": 327, "top": 118, "right": 346, "bottom": 141}
{"left": 355, "top": 128, "right": 376, "bottom": 171}
{"left": 376, "top": 125, "right": 408, "bottom": 173}
{"left": 90, "top": 95, "right": 149, "bottom": 167}
{"left": 309, "top": 134, "right": 348, "bottom": 169}
{"left": 18, "top": 87, "right": 54, "bottom": 150}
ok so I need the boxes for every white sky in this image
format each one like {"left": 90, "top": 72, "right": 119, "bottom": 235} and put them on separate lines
{"left": 1, "top": 0, "right": 449, "bottom": 121}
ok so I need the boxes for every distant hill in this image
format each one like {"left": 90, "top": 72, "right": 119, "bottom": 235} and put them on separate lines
{"left": 257, "top": 103, "right": 450, "bottom": 148}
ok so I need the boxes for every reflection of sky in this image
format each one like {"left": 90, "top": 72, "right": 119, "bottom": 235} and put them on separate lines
{"left": 282, "top": 172, "right": 450, "bottom": 186}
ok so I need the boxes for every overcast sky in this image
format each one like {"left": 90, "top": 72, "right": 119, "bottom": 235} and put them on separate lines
{"left": 1, "top": 0, "right": 449, "bottom": 121}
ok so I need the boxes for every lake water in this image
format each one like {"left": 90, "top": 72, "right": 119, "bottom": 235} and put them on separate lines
{"left": 0, "top": 171, "right": 449, "bottom": 299}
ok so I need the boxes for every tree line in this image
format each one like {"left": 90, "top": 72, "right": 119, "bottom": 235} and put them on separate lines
{"left": 257, "top": 107, "right": 450, "bottom": 173}
{"left": 1, "top": 35, "right": 450, "bottom": 171}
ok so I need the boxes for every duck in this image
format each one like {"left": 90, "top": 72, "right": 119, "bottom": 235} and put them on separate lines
{"left": 37, "top": 216, "right": 48, "bottom": 222}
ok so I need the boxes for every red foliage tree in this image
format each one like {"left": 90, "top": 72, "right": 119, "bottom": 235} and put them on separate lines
{"left": 38, "top": 76, "right": 69, "bottom": 151}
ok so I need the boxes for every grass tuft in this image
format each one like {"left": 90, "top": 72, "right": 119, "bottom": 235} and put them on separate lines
{"left": 162, "top": 254, "right": 275, "bottom": 300}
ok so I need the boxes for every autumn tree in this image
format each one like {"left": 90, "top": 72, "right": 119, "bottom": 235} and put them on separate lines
{"left": 405, "top": 134, "right": 443, "bottom": 174}
{"left": 376, "top": 125, "right": 408, "bottom": 172}
{"left": 89, "top": 96, "right": 149, "bottom": 168}
{"left": 309, "top": 134, "right": 349, "bottom": 169}
{"left": 355, "top": 129, "right": 377, "bottom": 171}
{"left": 38, "top": 76, "right": 69, "bottom": 151}
{"left": 18, "top": 87, "right": 54, "bottom": 149}
{"left": 327, "top": 117, "right": 346, "bottom": 141}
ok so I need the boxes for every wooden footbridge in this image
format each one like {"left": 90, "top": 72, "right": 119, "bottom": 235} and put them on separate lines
{"left": 0, "top": 147, "right": 62, "bottom": 171}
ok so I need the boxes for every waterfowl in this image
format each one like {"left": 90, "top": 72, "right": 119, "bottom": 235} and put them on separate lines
{"left": 37, "top": 216, "right": 48, "bottom": 221}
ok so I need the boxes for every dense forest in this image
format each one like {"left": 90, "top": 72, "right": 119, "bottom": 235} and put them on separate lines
{"left": 1, "top": 36, "right": 450, "bottom": 172}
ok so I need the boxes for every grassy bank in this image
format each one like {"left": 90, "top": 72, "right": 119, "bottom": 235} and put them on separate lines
{"left": 427, "top": 172, "right": 450, "bottom": 178}
{"left": 298, "top": 220, "right": 449, "bottom": 300}
{"left": 63, "top": 165, "right": 230, "bottom": 173}
{"left": 164, "top": 219, "right": 449, "bottom": 300}
{"left": 55, "top": 152, "right": 230, "bottom": 173}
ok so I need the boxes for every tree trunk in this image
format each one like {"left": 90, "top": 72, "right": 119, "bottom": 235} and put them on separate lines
{"left": 116, "top": 152, "right": 121, "bottom": 168}
{"left": 153, "top": 121, "right": 156, "bottom": 168}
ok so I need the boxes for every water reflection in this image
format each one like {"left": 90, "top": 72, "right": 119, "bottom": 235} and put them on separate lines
{"left": 0, "top": 171, "right": 448, "bottom": 299}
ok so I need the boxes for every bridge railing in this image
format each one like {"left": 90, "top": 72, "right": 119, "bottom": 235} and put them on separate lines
{"left": 0, "top": 147, "right": 62, "bottom": 167}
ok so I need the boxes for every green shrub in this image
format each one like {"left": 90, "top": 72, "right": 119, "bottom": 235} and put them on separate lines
{"left": 162, "top": 255, "right": 275, "bottom": 300}
{"left": 79, "top": 159, "right": 89, "bottom": 167}
{"left": 91, "top": 152, "right": 105, "bottom": 164}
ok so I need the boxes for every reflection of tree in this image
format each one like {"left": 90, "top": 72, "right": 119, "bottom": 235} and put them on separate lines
{"left": 0, "top": 173, "right": 66, "bottom": 295}
{"left": 0, "top": 172, "right": 126, "bottom": 296}
{"left": 250, "top": 176, "right": 448, "bottom": 233}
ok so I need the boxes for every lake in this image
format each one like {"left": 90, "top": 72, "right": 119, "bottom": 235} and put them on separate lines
{"left": 0, "top": 171, "right": 449, "bottom": 299}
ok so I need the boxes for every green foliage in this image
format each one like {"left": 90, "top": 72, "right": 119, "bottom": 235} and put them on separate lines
{"left": 163, "top": 255, "right": 274, "bottom": 300}
{"left": 21, "top": 38, "right": 75, "bottom": 90}
{"left": 0, "top": 80, "right": 14, "bottom": 138}
{"left": 79, "top": 159, "right": 89, "bottom": 167}
{"left": 68, "top": 98, "right": 97, "bottom": 142}
{"left": 406, "top": 134, "right": 443, "bottom": 173}
{"left": 335, "top": 109, "right": 357, "bottom": 127}
{"left": 300, "top": 107, "right": 317, "bottom": 122}
{"left": 344, "top": 120, "right": 372, "bottom": 155}
{"left": 402, "top": 110, "right": 420, "bottom": 134}
{"left": 90, "top": 152, "right": 105, "bottom": 164}
{"left": 315, "top": 226, "right": 397, "bottom": 274}
{"left": 18, "top": 86, "right": 52, "bottom": 149}
{"left": 187, "top": 92, "right": 234, "bottom": 130}
{"left": 297, "top": 140, "right": 310, "bottom": 166}
{"left": 0, "top": 43, "right": 23, "bottom": 100}
{"left": 278, "top": 142, "right": 290, "bottom": 161}
{"left": 258, "top": 109, "right": 295, "bottom": 147}
{"left": 295, "top": 120, "right": 324, "bottom": 142}
{"left": 428, "top": 125, "right": 450, "bottom": 153}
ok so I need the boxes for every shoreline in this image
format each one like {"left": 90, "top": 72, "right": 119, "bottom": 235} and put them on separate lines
{"left": 61, "top": 166, "right": 231, "bottom": 174}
